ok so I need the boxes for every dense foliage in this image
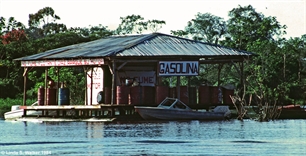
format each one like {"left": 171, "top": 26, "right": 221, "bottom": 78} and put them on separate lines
{"left": 171, "top": 5, "right": 306, "bottom": 107}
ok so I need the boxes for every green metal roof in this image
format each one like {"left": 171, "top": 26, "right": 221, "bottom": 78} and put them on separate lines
{"left": 15, "top": 33, "right": 255, "bottom": 61}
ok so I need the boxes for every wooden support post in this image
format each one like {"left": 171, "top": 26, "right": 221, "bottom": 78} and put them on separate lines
{"left": 176, "top": 76, "right": 180, "bottom": 100}
{"left": 76, "top": 110, "right": 79, "bottom": 118}
{"left": 111, "top": 61, "right": 117, "bottom": 105}
{"left": 119, "top": 107, "right": 125, "bottom": 116}
{"left": 56, "top": 67, "right": 60, "bottom": 105}
{"left": 44, "top": 68, "right": 48, "bottom": 105}
{"left": 188, "top": 76, "right": 191, "bottom": 104}
{"left": 217, "top": 64, "right": 223, "bottom": 86}
{"left": 83, "top": 67, "right": 88, "bottom": 105}
{"left": 90, "top": 67, "right": 93, "bottom": 105}
{"left": 23, "top": 68, "right": 28, "bottom": 106}
{"left": 23, "top": 109, "right": 26, "bottom": 117}
{"left": 240, "top": 62, "right": 244, "bottom": 97}
{"left": 157, "top": 76, "right": 162, "bottom": 85}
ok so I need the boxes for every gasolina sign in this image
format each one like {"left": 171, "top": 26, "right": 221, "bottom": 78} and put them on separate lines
{"left": 158, "top": 61, "right": 199, "bottom": 76}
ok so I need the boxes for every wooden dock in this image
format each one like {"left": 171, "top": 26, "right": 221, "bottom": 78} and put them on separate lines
{"left": 19, "top": 104, "right": 140, "bottom": 121}
{"left": 15, "top": 103, "right": 233, "bottom": 122}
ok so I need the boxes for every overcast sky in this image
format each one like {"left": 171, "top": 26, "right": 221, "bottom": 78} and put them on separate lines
{"left": 0, "top": 0, "right": 305, "bottom": 38}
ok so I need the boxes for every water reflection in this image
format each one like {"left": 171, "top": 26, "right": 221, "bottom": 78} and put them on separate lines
{"left": 1, "top": 119, "right": 306, "bottom": 155}
{"left": 89, "top": 120, "right": 234, "bottom": 140}
{"left": 86, "top": 122, "right": 104, "bottom": 139}
{"left": 103, "top": 122, "right": 164, "bottom": 138}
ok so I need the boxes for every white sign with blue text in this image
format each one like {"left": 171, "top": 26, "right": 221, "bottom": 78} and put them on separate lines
{"left": 158, "top": 61, "right": 199, "bottom": 76}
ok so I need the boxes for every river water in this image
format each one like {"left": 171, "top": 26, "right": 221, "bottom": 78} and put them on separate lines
{"left": 0, "top": 119, "right": 305, "bottom": 156}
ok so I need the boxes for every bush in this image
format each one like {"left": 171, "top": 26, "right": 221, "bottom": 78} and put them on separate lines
{"left": 0, "top": 98, "right": 36, "bottom": 118}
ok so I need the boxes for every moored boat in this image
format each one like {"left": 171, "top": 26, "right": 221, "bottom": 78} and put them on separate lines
{"left": 134, "top": 97, "right": 231, "bottom": 120}
{"left": 4, "top": 104, "right": 42, "bottom": 120}
{"left": 278, "top": 104, "right": 306, "bottom": 119}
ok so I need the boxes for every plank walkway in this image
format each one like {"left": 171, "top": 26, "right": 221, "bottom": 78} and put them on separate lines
{"left": 20, "top": 104, "right": 137, "bottom": 119}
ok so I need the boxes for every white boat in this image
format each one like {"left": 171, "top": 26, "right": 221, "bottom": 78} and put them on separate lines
{"left": 4, "top": 102, "right": 41, "bottom": 120}
{"left": 134, "top": 97, "right": 231, "bottom": 120}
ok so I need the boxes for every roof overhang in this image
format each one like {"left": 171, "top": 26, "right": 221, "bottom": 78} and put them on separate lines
{"left": 21, "top": 58, "right": 104, "bottom": 67}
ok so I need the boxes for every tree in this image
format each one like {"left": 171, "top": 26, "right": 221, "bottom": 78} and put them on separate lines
{"left": 28, "top": 7, "right": 67, "bottom": 38}
{"left": 279, "top": 36, "right": 306, "bottom": 103}
{"left": 0, "top": 17, "right": 27, "bottom": 45}
{"left": 0, "top": 17, "right": 25, "bottom": 35}
{"left": 171, "top": 13, "right": 226, "bottom": 44}
{"left": 28, "top": 7, "right": 60, "bottom": 28}
{"left": 116, "top": 15, "right": 146, "bottom": 35}
{"left": 116, "top": 14, "right": 166, "bottom": 35}
{"left": 217, "top": 5, "right": 290, "bottom": 107}
{"left": 147, "top": 20, "right": 166, "bottom": 33}
{"left": 0, "top": 17, "right": 28, "bottom": 98}
{"left": 222, "top": 5, "right": 286, "bottom": 50}
{"left": 0, "top": 38, "right": 33, "bottom": 98}
{"left": 86, "top": 25, "right": 113, "bottom": 40}
{"left": 1, "top": 29, "right": 27, "bottom": 45}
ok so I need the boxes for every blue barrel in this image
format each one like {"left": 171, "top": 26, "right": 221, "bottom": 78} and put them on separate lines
{"left": 58, "top": 88, "right": 70, "bottom": 105}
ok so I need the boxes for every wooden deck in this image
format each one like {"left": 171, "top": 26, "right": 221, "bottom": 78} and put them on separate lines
{"left": 19, "top": 104, "right": 138, "bottom": 120}
{"left": 16, "top": 103, "right": 233, "bottom": 122}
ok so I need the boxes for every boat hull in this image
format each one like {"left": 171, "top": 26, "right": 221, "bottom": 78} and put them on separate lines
{"left": 4, "top": 109, "right": 24, "bottom": 120}
{"left": 4, "top": 109, "right": 41, "bottom": 120}
{"left": 278, "top": 105, "right": 306, "bottom": 119}
{"left": 135, "top": 106, "right": 226, "bottom": 120}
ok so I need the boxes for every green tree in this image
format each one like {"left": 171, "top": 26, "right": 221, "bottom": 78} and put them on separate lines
{"left": 28, "top": 7, "right": 60, "bottom": 28}
{"left": 116, "top": 14, "right": 165, "bottom": 35}
{"left": 82, "top": 24, "right": 113, "bottom": 40}
{"left": 0, "top": 17, "right": 28, "bottom": 98}
{"left": 28, "top": 7, "right": 67, "bottom": 38}
{"left": 279, "top": 36, "right": 306, "bottom": 103}
{"left": 116, "top": 15, "right": 146, "bottom": 35}
{"left": 0, "top": 17, "right": 25, "bottom": 35}
{"left": 217, "top": 5, "right": 289, "bottom": 108}
{"left": 0, "top": 38, "right": 33, "bottom": 98}
{"left": 147, "top": 19, "right": 166, "bottom": 33}
{"left": 222, "top": 5, "right": 286, "bottom": 50}
{"left": 171, "top": 13, "right": 226, "bottom": 44}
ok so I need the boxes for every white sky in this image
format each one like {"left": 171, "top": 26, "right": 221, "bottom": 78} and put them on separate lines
{"left": 0, "top": 0, "right": 305, "bottom": 38}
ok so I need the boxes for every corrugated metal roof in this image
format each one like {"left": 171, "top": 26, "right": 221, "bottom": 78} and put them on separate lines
{"left": 15, "top": 33, "right": 255, "bottom": 61}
